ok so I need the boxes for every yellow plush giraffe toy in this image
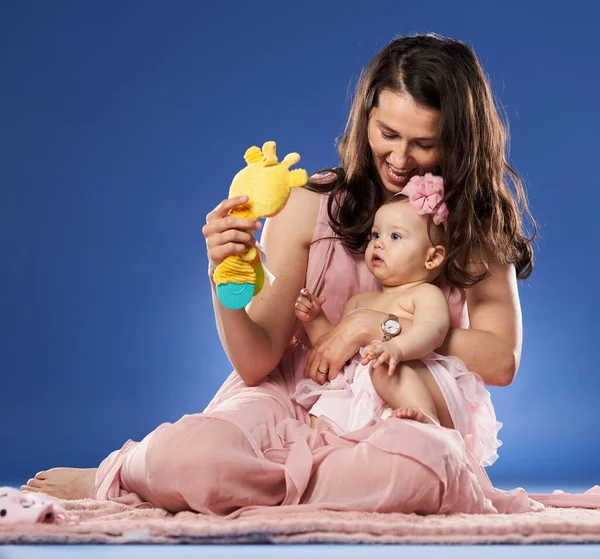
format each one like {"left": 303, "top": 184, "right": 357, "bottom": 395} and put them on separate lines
{"left": 214, "top": 141, "right": 307, "bottom": 309}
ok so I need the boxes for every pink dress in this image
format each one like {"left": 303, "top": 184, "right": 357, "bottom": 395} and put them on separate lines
{"left": 89, "top": 189, "right": 599, "bottom": 517}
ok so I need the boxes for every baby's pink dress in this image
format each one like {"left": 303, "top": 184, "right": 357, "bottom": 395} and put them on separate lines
{"left": 89, "top": 185, "right": 598, "bottom": 516}
{"left": 294, "top": 321, "right": 501, "bottom": 467}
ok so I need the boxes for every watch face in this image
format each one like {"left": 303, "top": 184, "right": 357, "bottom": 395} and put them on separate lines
{"left": 383, "top": 318, "right": 401, "bottom": 336}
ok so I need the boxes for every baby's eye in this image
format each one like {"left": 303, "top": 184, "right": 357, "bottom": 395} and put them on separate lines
{"left": 371, "top": 232, "right": 379, "bottom": 239}
{"left": 391, "top": 233, "right": 402, "bottom": 240}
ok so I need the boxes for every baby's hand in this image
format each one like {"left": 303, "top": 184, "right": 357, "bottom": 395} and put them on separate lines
{"left": 295, "top": 288, "right": 326, "bottom": 322}
{"left": 361, "top": 341, "right": 403, "bottom": 376}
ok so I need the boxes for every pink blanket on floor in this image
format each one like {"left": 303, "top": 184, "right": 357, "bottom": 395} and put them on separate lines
{"left": 2, "top": 490, "right": 600, "bottom": 544}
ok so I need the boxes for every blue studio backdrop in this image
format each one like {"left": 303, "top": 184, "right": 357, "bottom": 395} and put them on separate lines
{"left": 1, "top": 0, "right": 599, "bottom": 489}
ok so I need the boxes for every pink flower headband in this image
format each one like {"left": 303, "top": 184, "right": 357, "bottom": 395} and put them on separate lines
{"left": 397, "top": 173, "right": 449, "bottom": 228}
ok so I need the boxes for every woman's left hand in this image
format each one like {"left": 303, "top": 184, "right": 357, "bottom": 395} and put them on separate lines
{"left": 305, "top": 308, "right": 386, "bottom": 382}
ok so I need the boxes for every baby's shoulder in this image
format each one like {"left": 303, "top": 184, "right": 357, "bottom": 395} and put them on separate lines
{"left": 412, "top": 282, "right": 447, "bottom": 304}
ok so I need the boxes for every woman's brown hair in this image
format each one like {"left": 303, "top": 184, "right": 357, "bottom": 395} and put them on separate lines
{"left": 307, "top": 33, "right": 536, "bottom": 288}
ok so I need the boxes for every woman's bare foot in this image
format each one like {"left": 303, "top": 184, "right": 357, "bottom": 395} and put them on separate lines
{"left": 390, "top": 407, "right": 439, "bottom": 425}
{"left": 21, "top": 468, "right": 97, "bottom": 500}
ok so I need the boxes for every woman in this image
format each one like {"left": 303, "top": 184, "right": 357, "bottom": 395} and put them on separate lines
{"left": 24, "top": 34, "right": 565, "bottom": 515}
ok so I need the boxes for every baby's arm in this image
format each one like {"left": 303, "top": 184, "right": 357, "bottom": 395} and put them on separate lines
{"left": 296, "top": 289, "right": 364, "bottom": 346}
{"left": 295, "top": 288, "right": 334, "bottom": 345}
{"left": 362, "top": 284, "right": 450, "bottom": 373}
{"left": 393, "top": 284, "right": 450, "bottom": 360}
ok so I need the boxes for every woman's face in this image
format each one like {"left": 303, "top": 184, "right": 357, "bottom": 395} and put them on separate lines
{"left": 368, "top": 89, "right": 441, "bottom": 198}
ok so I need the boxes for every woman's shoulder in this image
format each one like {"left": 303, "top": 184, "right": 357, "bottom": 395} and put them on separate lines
{"left": 288, "top": 183, "right": 322, "bottom": 213}
{"left": 266, "top": 183, "right": 323, "bottom": 247}
{"left": 273, "top": 170, "right": 342, "bottom": 243}
{"left": 289, "top": 171, "right": 340, "bottom": 217}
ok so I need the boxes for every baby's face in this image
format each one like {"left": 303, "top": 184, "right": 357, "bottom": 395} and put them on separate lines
{"left": 365, "top": 200, "right": 437, "bottom": 285}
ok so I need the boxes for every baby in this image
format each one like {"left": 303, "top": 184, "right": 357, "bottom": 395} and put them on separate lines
{"left": 293, "top": 174, "right": 501, "bottom": 467}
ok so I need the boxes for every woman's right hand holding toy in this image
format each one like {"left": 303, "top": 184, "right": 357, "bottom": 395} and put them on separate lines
{"left": 202, "top": 196, "right": 262, "bottom": 275}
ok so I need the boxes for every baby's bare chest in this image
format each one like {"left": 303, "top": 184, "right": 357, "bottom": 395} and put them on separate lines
{"left": 356, "top": 291, "right": 415, "bottom": 330}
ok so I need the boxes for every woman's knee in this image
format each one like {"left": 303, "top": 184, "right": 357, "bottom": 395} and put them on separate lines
{"left": 307, "top": 442, "right": 444, "bottom": 514}
{"left": 415, "top": 427, "right": 493, "bottom": 513}
{"left": 370, "top": 421, "right": 478, "bottom": 513}
{"left": 379, "top": 427, "right": 493, "bottom": 514}
{"left": 378, "top": 449, "right": 444, "bottom": 514}
{"left": 144, "top": 415, "right": 252, "bottom": 511}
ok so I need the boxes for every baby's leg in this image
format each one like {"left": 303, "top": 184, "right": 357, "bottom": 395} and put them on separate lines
{"left": 370, "top": 363, "right": 438, "bottom": 424}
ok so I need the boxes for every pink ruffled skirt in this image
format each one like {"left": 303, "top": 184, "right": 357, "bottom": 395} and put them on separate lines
{"left": 293, "top": 348, "right": 502, "bottom": 467}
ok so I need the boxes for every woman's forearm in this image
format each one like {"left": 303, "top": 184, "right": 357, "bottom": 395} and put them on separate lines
{"left": 210, "top": 280, "right": 278, "bottom": 386}
{"left": 437, "top": 327, "right": 518, "bottom": 386}
{"left": 354, "top": 309, "right": 389, "bottom": 346}
{"left": 306, "top": 308, "right": 388, "bottom": 381}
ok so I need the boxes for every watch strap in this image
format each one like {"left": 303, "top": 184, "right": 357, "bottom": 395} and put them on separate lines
{"left": 382, "top": 314, "right": 401, "bottom": 341}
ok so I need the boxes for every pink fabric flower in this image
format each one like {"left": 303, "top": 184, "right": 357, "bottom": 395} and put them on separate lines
{"left": 401, "top": 173, "right": 449, "bottom": 227}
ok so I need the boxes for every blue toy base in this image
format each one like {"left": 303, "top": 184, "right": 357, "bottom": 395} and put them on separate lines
{"left": 217, "top": 282, "right": 255, "bottom": 310}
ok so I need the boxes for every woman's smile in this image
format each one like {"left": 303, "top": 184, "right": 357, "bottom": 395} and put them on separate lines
{"left": 384, "top": 162, "right": 412, "bottom": 187}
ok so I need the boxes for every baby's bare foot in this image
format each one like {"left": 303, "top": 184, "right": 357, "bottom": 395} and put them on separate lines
{"left": 21, "top": 467, "right": 97, "bottom": 500}
{"left": 390, "top": 407, "right": 439, "bottom": 425}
